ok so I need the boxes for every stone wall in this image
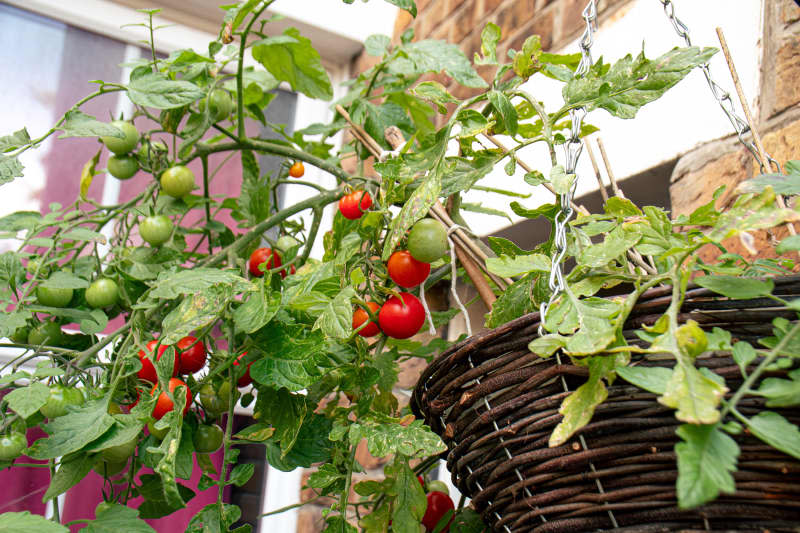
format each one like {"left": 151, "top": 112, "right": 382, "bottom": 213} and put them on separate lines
{"left": 669, "top": 0, "right": 800, "bottom": 261}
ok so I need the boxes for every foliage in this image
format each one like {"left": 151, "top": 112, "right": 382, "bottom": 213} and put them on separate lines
{"left": 0, "top": 0, "right": 798, "bottom": 530}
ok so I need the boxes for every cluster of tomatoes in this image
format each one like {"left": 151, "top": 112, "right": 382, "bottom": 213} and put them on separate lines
{"left": 341, "top": 192, "right": 449, "bottom": 341}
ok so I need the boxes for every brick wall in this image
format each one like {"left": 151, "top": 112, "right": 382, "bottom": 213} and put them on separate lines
{"left": 669, "top": 0, "right": 800, "bottom": 260}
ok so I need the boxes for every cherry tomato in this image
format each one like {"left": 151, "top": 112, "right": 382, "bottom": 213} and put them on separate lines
{"left": 93, "top": 459, "right": 127, "bottom": 477}
{"left": 100, "top": 437, "right": 137, "bottom": 463}
{"left": 151, "top": 378, "right": 192, "bottom": 420}
{"left": 200, "top": 381, "right": 231, "bottom": 416}
{"left": 288, "top": 161, "right": 304, "bottom": 178}
{"left": 203, "top": 89, "right": 233, "bottom": 122}
{"left": 422, "top": 491, "right": 455, "bottom": 532}
{"left": 0, "top": 432, "right": 26, "bottom": 461}
{"left": 101, "top": 120, "right": 139, "bottom": 155}
{"left": 39, "top": 385, "right": 84, "bottom": 419}
{"left": 248, "top": 247, "right": 282, "bottom": 278}
{"left": 352, "top": 302, "right": 381, "bottom": 337}
{"left": 160, "top": 165, "right": 195, "bottom": 198}
{"left": 36, "top": 285, "right": 73, "bottom": 308}
{"left": 234, "top": 352, "right": 253, "bottom": 387}
{"left": 107, "top": 154, "right": 139, "bottom": 180}
{"left": 176, "top": 336, "right": 207, "bottom": 374}
{"left": 338, "top": 190, "right": 372, "bottom": 220}
{"left": 85, "top": 278, "right": 119, "bottom": 309}
{"left": 408, "top": 218, "right": 448, "bottom": 263}
{"left": 193, "top": 424, "right": 223, "bottom": 453}
{"left": 140, "top": 215, "right": 173, "bottom": 246}
{"left": 10, "top": 326, "right": 29, "bottom": 344}
{"left": 137, "top": 340, "right": 178, "bottom": 383}
{"left": 387, "top": 250, "right": 430, "bottom": 288}
{"left": 378, "top": 293, "right": 425, "bottom": 339}
{"left": 147, "top": 419, "right": 168, "bottom": 440}
{"left": 27, "top": 321, "right": 62, "bottom": 346}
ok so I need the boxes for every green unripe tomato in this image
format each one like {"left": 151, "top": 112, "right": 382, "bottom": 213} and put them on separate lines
{"left": 427, "top": 480, "right": 450, "bottom": 495}
{"left": 140, "top": 215, "right": 173, "bottom": 246}
{"left": 193, "top": 424, "right": 223, "bottom": 453}
{"left": 40, "top": 385, "right": 84, "bottom": 419}
{"left": 10, "top": 326, "right": 29, "bottom": 344}
{"left": 36, "top": 285, "right": 73, "bottom": 308}
{"left": 160, "top": 165, "right": 195, "bottom": 198}
{"left": 107, "top": 154, "right": 139, "bottom": 180}
{"left": 27, "top": 322, "right": 63, "bottom": 346}
{"left": 203, "top": 89, "right": 233, "bottom": 122}
{"left": 100, "top": 437, "right": 137, "bottom": 463}
{"left": 199, "top": 382, "right": 231, "bottom": 416}
{"left": 93, "top": 460, "right": 127, "bottom": 477}
{"left": 101, "top": 121, "right": 139, "bottom": 155}
{"left": 147, "top": 419, "right": 169, "bottom": 440}
{"left": 85, "top": 278, "right": 119, "bottom": 309}
{"left": 676, "top": 320, "right": 708, "bottom": 357}
{"left": 0, "top": 432, "right": 27, "bottom": 461}
{"left": 408, "top": 218, "right": 448, "bottom": 263}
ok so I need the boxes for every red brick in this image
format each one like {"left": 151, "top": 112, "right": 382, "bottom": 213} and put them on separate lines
{"left": 508, "top": 8, "right": 555, "bottom": 52}
{"left": 296, "top": 506, "right": 324, "bottom": 533}
{"left": 774, "top": 31, "right": 800, "bottom": 114}
{"left": 559, "top": 0, "right": 591, "bottom": 42}
{"left": 394, "top": 9, "right": 415, "bottom": 38}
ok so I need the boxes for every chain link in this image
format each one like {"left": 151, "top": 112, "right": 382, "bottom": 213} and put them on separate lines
{"left": 658, "top": 0, "right": 780, "bottom": 173}
{"left": 539, "top": 1, "right": 595, "bottom": 335}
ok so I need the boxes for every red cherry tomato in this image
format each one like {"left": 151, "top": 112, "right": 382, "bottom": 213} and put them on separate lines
{"left": 234, "top": 352, "right": 253, "bottom": 387}
{"left": 248, "top": 247, "right": 283, "bottom": 278}
{"left": 176, "top": 336, "right": 207, "bottom": 374}
{"left": 138, "top": 340, "right": 178, "bottom": 383}
{"left": 387, "top": 250, "right": 430, "bottom": 288}
{"left": 338, "top": 190, "right": 372, "bottom": 220}
{"left": 352, "top": 302, "right": 381, "bottom": 337}
{"left": 151, "top": 378, "right": 192, "bottom": 420}
{"left": 378, "top": 293, "right": 426, "bottom": 339}
{"left": 288, "top": 161, "right": 304, "bottom": 178}
{"left": 422, "top": 491, "right": 455, "bottom": 532}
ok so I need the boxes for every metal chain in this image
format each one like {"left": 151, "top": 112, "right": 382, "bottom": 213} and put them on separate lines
{"left": 658, "top": 0, "right": 780, "bottom": 173}
{"left": 539, "top": 0, "right": 596, "bottom": 336}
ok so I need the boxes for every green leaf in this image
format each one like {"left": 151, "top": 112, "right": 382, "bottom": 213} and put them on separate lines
{"left": 137, "top": 473, "right": 195, "bottom": 519}
{"left": 486, "top": 254, "right": 550, "bottom": 277}
{"left": 449, "top": 508, "right": 488, "bottom": 533}
{"left": 149, "top": 268, "right": 249, "bottom": 300}
{"left": 307, "top": 463, "right": 344, "bottom": 490}
{"left": 82, "top": 503, "right": 155, "bottom": 533}
{"left": 0, "top": 154, "right": 24, "bottom": 185}
{"left": 381, "top": 0, "right": 416, "bottom": 16}
{"left": 745, "top": 411, "right": 800, "bottom": 459}
{"left": 528, "top": 333, "right": 567, "bottom": 357}
{"left": 695, "top": 275, "right": 774, "bottom": 299}
{"left": 737, "top": 173, "right": 800, "bottom": 196}
{"left": 382, "top": 166, "right": 441, "bottom": 261}
{"left": 84, "top": 415, "right": 144, "bottom": 453}
{"left": 365, "top": 34, "right": 391, "bottom": 56}
{"left": 0, "top": 211, "right": 40, "bottom": 232}
{"left": 58, "top": 110, "right": 125, "bottom": 139}
{"left": 264, "top": 415, "right": 332, "bottom": 471}
{"left": 675, "top": 423, "right": 739, "bottom": 509}
{"left": 564, "top": 46, "right": 717, "bottom": 118}
{"left": 615, "top": 365, "right": 672, "bottom": 395}
{"left": 549, "top": 356, "right": 611, "bottom": 446}
{"left": 43, "top": 453, "right": 93, "bottom": 502}
{"left": 731, "top": 341, "right": 757, "bottom": 376}
{"left": 459, "top": 202, "right": 512, "bottom": 221}
{"left": 255, "top": 387, "right": 307, "bottom": 456}
{"left": 237, "top": 150, "right": 271, "bottom": 227}
{"left": 229, "top": 463, "right": 255, "bottom": 487}
{"left": 403, "top": 40, "right": 487, "bottom": 88}
{"left": 658, "top": 364, "right": 727, "bottom": 424}
{"left": 127, "top": 73, "right": 204, "bottom": 109}
{"left": 754, "top": 372, "right": 800, "bottom": 407}
{"left": 390, "top": 460, "right": 427, "bottom": 533}
{"left": 0, "top": 128, "right": 31, "bottom": 152}
{"left": 234, "top": 423, "right": 275, "bottom": 442}
{"left": 313, "top": 287, "right": 356, "bottom": 339}
{"left": 454, "top": 109, "right": 489, "bottom": 138}
{"left": 252, "top": 28, "right": 333, "bottom": 100}
{"left": 487, "top": 91, "right": 518, "bottom": 136}
{"left": 776, "top": 234, "right": 800, "bottom": 254}
{"left": 549, "top": 165, "right": 574, "bottom": 195}
{"left": 512, "top": 35, "right": 542, "bottom": 78}
{"left": 4, "top": 382, "right": 50, "bottom": 419}
{"left": 348, "top": 420, "right": 446, "bottom": 458}
{"left": 578, "top": 226, "right": 641, "bottom": 268}
{"left": 233, "top": 283, "right": 281, "bottom": 334}
{"left": 474, "top": 22, "right": 500, "bottom": 65}
{"left": 161, "top": 285, "right": 234, "bottom": 344}
{"left": 413, "top": 82, "right": 458, "bottom": 113}
{"left": 605, "top": 196, "right": 642, "bottom": 217}
{"left": 28, "top": 399, "right": 115, "bottom": 460}
{"left": 40, "top": 271, "right": 89, "bottom": 289}
{"left": 0, "top": 512, "right": 68, "bottom": 533}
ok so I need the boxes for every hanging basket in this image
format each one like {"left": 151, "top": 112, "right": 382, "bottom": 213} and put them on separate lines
{"left": 411, "top": 275, "right": 800, "bottom": 532}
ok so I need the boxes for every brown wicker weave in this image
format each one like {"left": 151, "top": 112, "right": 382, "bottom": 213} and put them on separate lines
{"left": 411, "top": 275, "right": 800, "bottom": 532}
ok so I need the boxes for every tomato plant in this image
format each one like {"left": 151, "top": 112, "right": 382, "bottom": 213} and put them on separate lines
{"left": 289, "top": 161, "right": 304, "bottom": 178}
{"left": 107, "top": 154, "right": 140, "bottom": 180}
{"left": 378, "top": 293, "right": 426, "bottom": 339}
{"left": 204, "top": 88, "right": 233, "bottom": 122}
{"left": 176, "top": 336, "right": 207, "bottom": 374}
{"left": 387, "top": 250, "right": 430, "bottom": 288}
{"left": 160, "top": 165, "right": 195, "bottom": 198}
{"left": 27, "top": 321, "right": 62, "bottom": 346}
{"left": 137, "top": 340, "right": 178, "bottom": 383}
{"left": 85, "top": 278, "right": 119, "bottom": 308}
{"left": 100, "top": 437, "right": 138, "bottom": 463}
{"left": 36, "top": 286, "right": 73, "bottom": 308}
{"left": 100, "top": 120, "right": 139, "bottom": 155}
{"left": 139, "top": 214, "right": 173, "bottom": 246}
{"left": 408, "top": 218, "right": 448, "bottom": 263}
{"left": 199, "top": 381, "right": 231, "bottom": 416}
{"left": 193, "top": 424, "right": 223, "bottom": 453}
{"left": 352, "top": 301, "right": 381, "bottom": 337}
{"left": 151, "top": 378, "right": 192, "bottom": 420}
{"left": 0, "top": 433, "right": 26, "bottom": 461}
{"left": 39, "top": 385, "right": 84, "bottom": 419}
{"left": 248, "top": 247, "right": 282, "bottom": 277}
{"left": 338, "top": 190, "right": 372, "bottom": 219}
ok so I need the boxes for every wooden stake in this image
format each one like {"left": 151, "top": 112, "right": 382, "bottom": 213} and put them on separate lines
{"left": 584, "top": 139, "right": 609, "bottom": 203}
{"left": 596, "top": 138, "right": 624, "bottom": 199}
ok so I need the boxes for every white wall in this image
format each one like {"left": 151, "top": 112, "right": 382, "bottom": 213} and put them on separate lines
{"left": 461, "top": 0, "right": 764, "bottom": 235}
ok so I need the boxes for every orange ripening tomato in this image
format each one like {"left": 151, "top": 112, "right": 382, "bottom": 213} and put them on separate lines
{"left": 352, "top": 302, "right": 381, "bottom": 337}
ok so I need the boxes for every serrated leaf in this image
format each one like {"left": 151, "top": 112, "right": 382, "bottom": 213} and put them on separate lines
{"left": 658, "top": 364, "right": 726, "bottom": 424}
{"left": 754, "top": 373, "right": 800, "bottom": 407}
{"left": 403, "top": 40, "right": 487, "bottom": 88}
{"left": 549, "top": 357, "right": 611, "bottom": 446}
{"left": 43, "top": 452, "right": 93, "bottom": 502}
{"left": 695, "top": 275, "right": 774, "bottom": 299}
{"left": 0, "top": 512, "right": 68, "bottom": 533}
{"left": 161, "top": 285, "right": 234, "bottom": 344}
{"left": 83, "top": 503, "right": 155, "bottom": 533}
{"left": 313, "top": 287, "right": 356, "bottom": 339}
{"left": 675, "top": 423, "right": 739, "bottom": 509}
{"left": 0, "top": 128, "right": 31, "bottom": 152}
{"left": 745, "top": 411, "right": 800, "bottom": 459}
{"left": 127, "top": 73, "right": 204, "bottom": 109}
{"left": 149, "top": 268, "right": 249, "bottom": 299}
{"left": 0, "top": 154, "right": 24, "bottom": 185}
{"left": 58, "top": 110, "right": 124, "bottom": 139}
{"left": 390, "top": 461, "right": 427, "bottom": 533}
{"left": 27, "top": 399, "right": 115, "bottom": 459}
{"left": 252, "top": 28, "right": 333, "bottom": 100}
{"left": 485, "top": 254, "right": 550, "bottom": 277}
{"left": 307, "top": 463, "right": 343, "bottom": 490}
{"left": 5, "top": 382, "right": 50, "bottom": 419}
{"left": 616, "top": 365, "right": 671, "bottom": 395}
{"left": 348, "top": 420, "right": 446, "bottom": 458}
{"left": 233, "top": 283, "right": 281, "bottom": 333}
{"left": 365, "top": 34, "right": 391, "bottom": 56}
{"left": 413, "top": 81, "right": 457, "bottom": 113}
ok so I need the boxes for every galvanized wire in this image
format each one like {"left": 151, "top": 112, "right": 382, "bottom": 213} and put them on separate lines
{"left": 658, "top": 0, "right": 780, "bottom": 173}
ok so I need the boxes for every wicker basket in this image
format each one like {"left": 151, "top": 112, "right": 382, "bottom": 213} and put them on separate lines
{"left": 411, "top": 275, "right": 800, "bottom": 532}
